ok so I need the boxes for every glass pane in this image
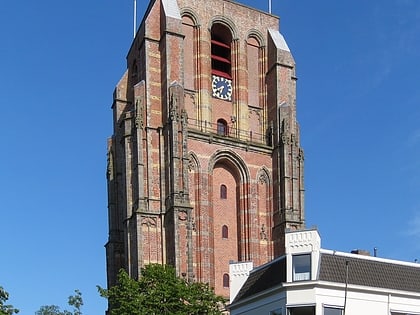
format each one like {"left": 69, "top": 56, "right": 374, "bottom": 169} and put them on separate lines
{"left": 324, "top": 307, "right": 342, "bottom": 315}
{"left": 293, "top": 254, "right": 311, "bottom": 281}
{"left": 288, "top": 306, "right": 315, "bottom": 315}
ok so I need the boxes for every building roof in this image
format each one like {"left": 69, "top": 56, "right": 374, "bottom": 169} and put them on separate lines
{"left": 231, "top": 251, "right": 420, "bottom": 307}
{"left": 232, "top": 256, "right": 286, "bottom": 303}
{"left": 319, "top": 252, "right": 420, "bottom": 293}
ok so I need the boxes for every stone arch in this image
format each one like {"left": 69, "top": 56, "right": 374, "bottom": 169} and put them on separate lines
{"left": 256, "top": 166, "right": 271, "bottom": 184}
{"left": 188, "top": 151, "right": 200, "bottom": 172}
{"left": 256, "top": 165, "right": 273, "bottom": 263}
{"left": 208, "top": 149, "right": 252, "bottom": 269}
{"left": 208, "top": 16, "right": 239, "bottom": 40}
{"left": 180, "top": 8, "right": 200, "bottom": 26}
{"left": 246, "top": 29, "right": 265, "bottom": 47}
{"left": 209, "top": 151, "right": 246, "bottom": 295}
{"left": 208, "top": 149, "right": 250, "bottom": 184}
{"left": 181, "top": 10, "right": 199, "bottom": 92}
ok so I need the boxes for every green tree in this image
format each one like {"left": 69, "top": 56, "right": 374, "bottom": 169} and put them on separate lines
{"left": 35, "top": 290, "right": 83, "bottom": 315}
{"left": 35, "top": 305, "right": 70, "bottom": 315}
{"left": 67, "top": 290, "right": 83, "bottom": 315}
{"left": 98, "top": 264, "right": 226, "bottom": 315}
{"left": 0, "top": 286, "right": 19, "bottom": 315}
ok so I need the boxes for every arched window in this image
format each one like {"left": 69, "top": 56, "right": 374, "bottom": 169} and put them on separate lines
{"left": 211, "top": 24, "right": 232, "bottom": 78}
{"left": 217, "top": 119, "right": 228, "bottom": 136}
{"left": 182, "top": 15, "right": 197, "bottom": 90}
{"left": 246, "top": 37, "right": 261, "bottom": 107}
{"left": 222, "top": 225, "right": 228, "bottom": 239}
{"left": 223, "top": 273, "right": 230, "bottom": 288}
{"left": 220, "top": 184, "right": 227, "bottom": 199}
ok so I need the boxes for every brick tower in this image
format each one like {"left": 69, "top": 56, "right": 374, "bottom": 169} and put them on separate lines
{"left": 105, "top": 0, "right": 305, "bottom": 297}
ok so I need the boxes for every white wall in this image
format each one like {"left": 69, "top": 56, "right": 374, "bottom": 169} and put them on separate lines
{"left": 229, "top": 290, "right": 286, "bottom": 315}
{"left": 315, "top": 285, "right": 420, "bottom": 314}
{"left": 229, "top": 261, "right": 253, "bottom": 303}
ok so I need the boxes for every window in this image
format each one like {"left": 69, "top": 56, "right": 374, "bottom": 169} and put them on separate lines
{"left": 223, "top": 273, "right": 230, "bottom": 287}
{"left": 292, "top": 254, "right": 311, "bottom": 281}
{"left": 324, "top": 307, "right": 343, "bottom": 315}
{"left": 222, "top": 225, "right": 228, "bottom": 239}
{"left": 217, "top": 119, "right": 228, "bottom": 136}
{"left": 220, "top": 184, "right": 227, "bottom": 198}
{"left": 211, "top": 24, "right": 232, "bottom": 78}
{"left": 288, "top": 306, "right": 315, "bottom": 315}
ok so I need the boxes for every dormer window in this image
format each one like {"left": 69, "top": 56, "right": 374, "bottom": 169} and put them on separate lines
{"left": 292, "top": 254, "right": 311, "bottom": 281}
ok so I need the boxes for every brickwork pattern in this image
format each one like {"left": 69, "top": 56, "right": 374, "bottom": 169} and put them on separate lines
{"left": 106, "top": 0, "right": 305, "bottom": 298}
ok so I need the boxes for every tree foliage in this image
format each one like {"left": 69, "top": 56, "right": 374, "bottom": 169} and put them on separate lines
{"left": 98, "top": 264, "right": 226, "bottom": 315}
{"left": 35, "top": 305, "right": 71, "bottom": 315}
{"left": 35, "top": 290, "right": 83, "bottom": 315}
{"left": 0, "top": 286, "right": 19, "bottom": 315}
{"left": 67, "top": 290, "right": 83, "bottom": 315}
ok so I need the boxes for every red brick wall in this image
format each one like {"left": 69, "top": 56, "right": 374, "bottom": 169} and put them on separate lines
{"left": 212, "top": 164, "right": 238, "bottom": 296}
{"left": 187, "top": 138, "right": 274, "bottom": 294}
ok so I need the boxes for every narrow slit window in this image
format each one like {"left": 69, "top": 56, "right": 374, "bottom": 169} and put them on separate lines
{"left": 220, "top": 184, "right": 227, "bottom": 199}
{"left": 222, "top": 225, "right": 228, "bottom": 239}
{"left": 223, "top": 273, "right": 230, "bottom": 288}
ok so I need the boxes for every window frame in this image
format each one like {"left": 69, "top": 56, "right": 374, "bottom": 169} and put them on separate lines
{"left": 217, "top": 119, "right": 228, "bottom": 136}
{"left": 292, "top": 253, "right": 311, "bottom": 281}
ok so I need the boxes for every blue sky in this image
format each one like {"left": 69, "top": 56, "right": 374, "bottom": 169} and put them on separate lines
{"left": 0, "top": 0, "right": 419, "bottom": 314}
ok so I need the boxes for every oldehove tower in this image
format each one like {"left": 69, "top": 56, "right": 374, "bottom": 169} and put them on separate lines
{"left": 105, "top": 0, "right": 305, "bottom": 297}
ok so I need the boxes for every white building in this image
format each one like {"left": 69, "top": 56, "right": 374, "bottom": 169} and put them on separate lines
{"left": 228, "top": 229, "right": 420, "bottom": 315}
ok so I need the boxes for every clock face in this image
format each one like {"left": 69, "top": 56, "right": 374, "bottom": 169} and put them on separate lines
{"left": 212, "top": 75, "right": 232, "bottom": 101}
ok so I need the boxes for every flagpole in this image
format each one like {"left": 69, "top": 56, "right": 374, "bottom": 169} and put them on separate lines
{"left": 133, "top": 0, "right": 137, "bottom": 38}
{"left": 269, "top": 0, "right": 272, "bottom": 13}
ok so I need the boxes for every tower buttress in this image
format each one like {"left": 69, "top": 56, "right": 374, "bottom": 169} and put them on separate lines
{"left": 266, "top": 29, "right": 305, "bottom": 256}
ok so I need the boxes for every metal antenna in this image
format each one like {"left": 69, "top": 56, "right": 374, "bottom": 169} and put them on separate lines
{"left": 133, "top": 0, "right": 137, "bottom": 38}
{"left": 343, "top": 261, "right": 349, "bottom": 315}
